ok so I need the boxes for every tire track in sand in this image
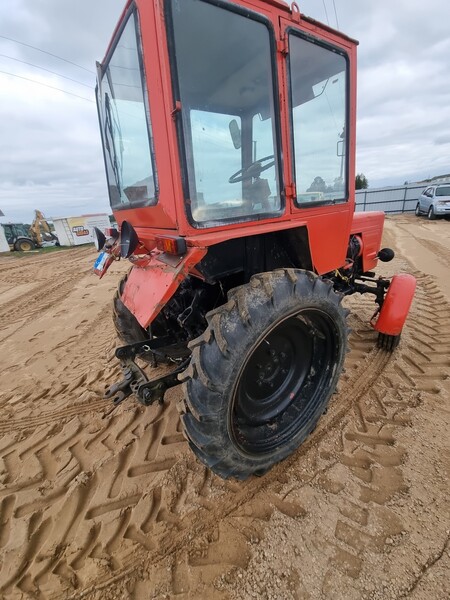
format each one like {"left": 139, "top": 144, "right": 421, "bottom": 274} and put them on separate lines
{"left": 77, "top": 273, "right": 449, "bottom": 600}
{"left": 216, "top": 272, "right": 449, "bottom": 600}
{"left": 0, "top": 271, "right": 448, "bottom": 599}
{"left": 0, "top": 306, "right": 389, "bottom": 598}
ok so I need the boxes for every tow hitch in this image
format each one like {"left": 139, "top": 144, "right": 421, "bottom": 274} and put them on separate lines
{"left": 103, "top": 337, "right": 189, "bottom": 417}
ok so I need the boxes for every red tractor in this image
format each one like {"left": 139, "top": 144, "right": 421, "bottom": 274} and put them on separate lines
{"left": 94, "top": 0, "right": 415, "bottom": 479}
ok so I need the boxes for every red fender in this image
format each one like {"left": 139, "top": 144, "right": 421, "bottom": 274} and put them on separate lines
{"left": 121, "top": 246, "right": 207, "bottom": 329}
{"left": 373, "top": 274, "right": 416, "bottom": 336}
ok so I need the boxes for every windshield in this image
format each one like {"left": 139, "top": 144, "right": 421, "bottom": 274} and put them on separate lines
{"left": 97, "top": 11, "right": 157, "bottom": 210}
{"left": 168, "top": 0, "right": 281, "bottom": 226}
{"left": 436, "top": 186, "right": 450, "bottom": 196}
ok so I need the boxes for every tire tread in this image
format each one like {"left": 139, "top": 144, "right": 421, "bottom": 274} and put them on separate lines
{"left": 178, "top": 269, "right": 349, "bottom": 480}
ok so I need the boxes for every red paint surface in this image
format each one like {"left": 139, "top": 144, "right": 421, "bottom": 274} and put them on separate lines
{"left": 350, "top": 211, "right": 385, "bottom": 272}
{"left": 374, "top": 274, "right": 416, "bottom": 336}
{"left": 101, "top": 0, "right": 364, "bottom": 320}
{"left": 122, "top": 247, "right": 206, "bottom": 329}
{"left": 104, "top": 0, "right": 358, "bottom": 254}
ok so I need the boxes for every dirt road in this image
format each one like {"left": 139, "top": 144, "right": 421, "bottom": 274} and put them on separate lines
{"left": 0, "top": 215, "right": 448, "bottom": 600}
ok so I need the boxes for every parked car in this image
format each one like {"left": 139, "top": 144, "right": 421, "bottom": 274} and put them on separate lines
{"left": 415, "top": 184, "right": 450, "bottom": 220}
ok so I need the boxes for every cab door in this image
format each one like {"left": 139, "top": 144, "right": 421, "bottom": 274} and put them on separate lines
{"left": 278, "top": 16, "right": 358, "bottom": 273}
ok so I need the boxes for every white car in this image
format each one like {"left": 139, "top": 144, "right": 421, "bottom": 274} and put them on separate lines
{"left": 415, "top": 184, "right": 450, "bottom": 220}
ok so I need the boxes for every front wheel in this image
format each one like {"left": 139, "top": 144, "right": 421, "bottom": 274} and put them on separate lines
{"left": 179, "top": 269, "right": 348, "bottom": 480}
{"left": 428, "top": 206, "right": 436, "bottom": 220}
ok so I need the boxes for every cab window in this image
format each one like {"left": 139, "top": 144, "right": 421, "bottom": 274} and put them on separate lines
{"left": 97, "top": 10, "right": 158, "bottom": 210}
{"left": 288, "top": 33, "right": 348, "bottom": 206}
{"left": 168, "top": 0, "right": 282, "bottom": 226}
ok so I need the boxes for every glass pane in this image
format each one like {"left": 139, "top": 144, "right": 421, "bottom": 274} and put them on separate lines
{"left": 289, "top": 35, "right": 347, "bottom": 205}
{"left": 170, "top": 0, "right": 281, "bottom": 225}
{"left": 99, "top": 12, "right": 156, "bottom": 209}
{"left": 190, "top": 111, "right": 243, "bottom": 222}
{"left": 436, "top": 186, "right": 450, "bottom": 196}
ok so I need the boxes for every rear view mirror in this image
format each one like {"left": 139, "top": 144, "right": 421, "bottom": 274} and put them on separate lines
{"left": 229, "top": 119, "right": 241, "bottom": 149}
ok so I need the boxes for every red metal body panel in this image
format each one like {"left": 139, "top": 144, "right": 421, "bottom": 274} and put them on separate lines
{"left": 122, "top": 247, "right": 207, "bottom": 328}
{"left": 350, "top": 211, "right": 385, "bottom": 272}
{"left": 300, "top": 208, "right": 352, "bottom": 274}
{"left": 373, "top": 274, "right": 416, "bottom": 336}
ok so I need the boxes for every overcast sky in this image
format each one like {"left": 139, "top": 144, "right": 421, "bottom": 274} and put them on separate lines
{"left": 1, "top": 0, "right": 449, "bottom": 222}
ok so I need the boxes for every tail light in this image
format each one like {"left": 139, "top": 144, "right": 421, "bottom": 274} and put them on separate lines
{"left": 105, "top": 227, "right": 119, "bottom": 239}
{"left": 155, "top": 236, "right": 187, "bottom": 256}
{"left": 377, "top": 247, "right": 395, "bottom": 262}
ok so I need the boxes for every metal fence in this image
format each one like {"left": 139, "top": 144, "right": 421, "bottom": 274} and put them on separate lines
{"left": 355, "top": 184, "right": 428, "bottom": 214}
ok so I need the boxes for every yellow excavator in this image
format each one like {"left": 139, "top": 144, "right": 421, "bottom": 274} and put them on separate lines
{"left": 2, "top": 210, "right": 59, "bottom": 251}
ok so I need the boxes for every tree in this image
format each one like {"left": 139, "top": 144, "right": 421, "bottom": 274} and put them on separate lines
{"left": 355, "top": 173, "right": 368, "bottom": 189}
{"left": 307, "top": 176, "right": 327, "bottom": 193}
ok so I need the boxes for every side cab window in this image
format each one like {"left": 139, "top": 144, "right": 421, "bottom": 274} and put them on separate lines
{"left": 287, "top": 33, "right": 349, "bottom": 207}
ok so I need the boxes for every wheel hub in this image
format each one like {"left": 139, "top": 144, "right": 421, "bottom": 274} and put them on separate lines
{"left": 236, "top": 320, "right": 311, "bottom": 425}
{"left": 257, "top": 349, "right": 288, "bottom": 385}
{"left": 231, "top": 310, "right": 339, "bottom": 455}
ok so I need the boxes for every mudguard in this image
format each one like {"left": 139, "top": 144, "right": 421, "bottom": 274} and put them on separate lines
{"left": 373, "top": 274, "right": 416, "bottom": 336}
{"left": 121, "top": 247, "right": 207, "bottom": 329}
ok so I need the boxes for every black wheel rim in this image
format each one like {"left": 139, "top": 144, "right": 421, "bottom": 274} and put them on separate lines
{"left": 230, "top": 309, "right": 340, "bottom": 455}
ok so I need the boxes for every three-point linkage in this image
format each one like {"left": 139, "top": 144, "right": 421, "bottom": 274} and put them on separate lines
{"left": 103, "top": 337, "right": 188, "bottom": 416}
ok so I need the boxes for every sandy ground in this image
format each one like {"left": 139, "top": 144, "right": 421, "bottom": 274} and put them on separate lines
{"left": 0, "top": 214, "right": 448, "bottom": 600}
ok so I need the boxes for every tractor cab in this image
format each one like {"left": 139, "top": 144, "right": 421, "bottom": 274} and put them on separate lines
{"left": 95, "top": 1, "right": 415, "bottom": 481}
{"left": 96, "top": 0, "right": 354, "bottom": 252}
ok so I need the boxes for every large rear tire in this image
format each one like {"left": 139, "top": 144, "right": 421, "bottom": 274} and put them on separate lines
{"left": 179, "top": 269, "right": 348, "bottom": 480}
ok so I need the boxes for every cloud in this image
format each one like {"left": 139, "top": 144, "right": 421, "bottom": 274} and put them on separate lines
{"left": 0, "top": 0, "right": 124, "bottom": 222}
{"left": 0, "top": 0, "right": 449, "bottom": 224}
{"left": 301, "top": 0, "right": 450, "bottom": 185}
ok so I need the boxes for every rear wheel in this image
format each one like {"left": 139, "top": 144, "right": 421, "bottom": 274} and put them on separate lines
{"left": 428, "top": 206, "right": 436, "bottom": 220}
{"left": 415, "top": 203, "right": 421, "bottom": 216}
{"left": 179, "top": 269, "right": 348, "bottom": 480}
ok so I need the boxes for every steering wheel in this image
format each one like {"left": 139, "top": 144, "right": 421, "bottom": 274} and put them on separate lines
{"left": 229, "top": 155, "right": 275, "bottom": 184}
